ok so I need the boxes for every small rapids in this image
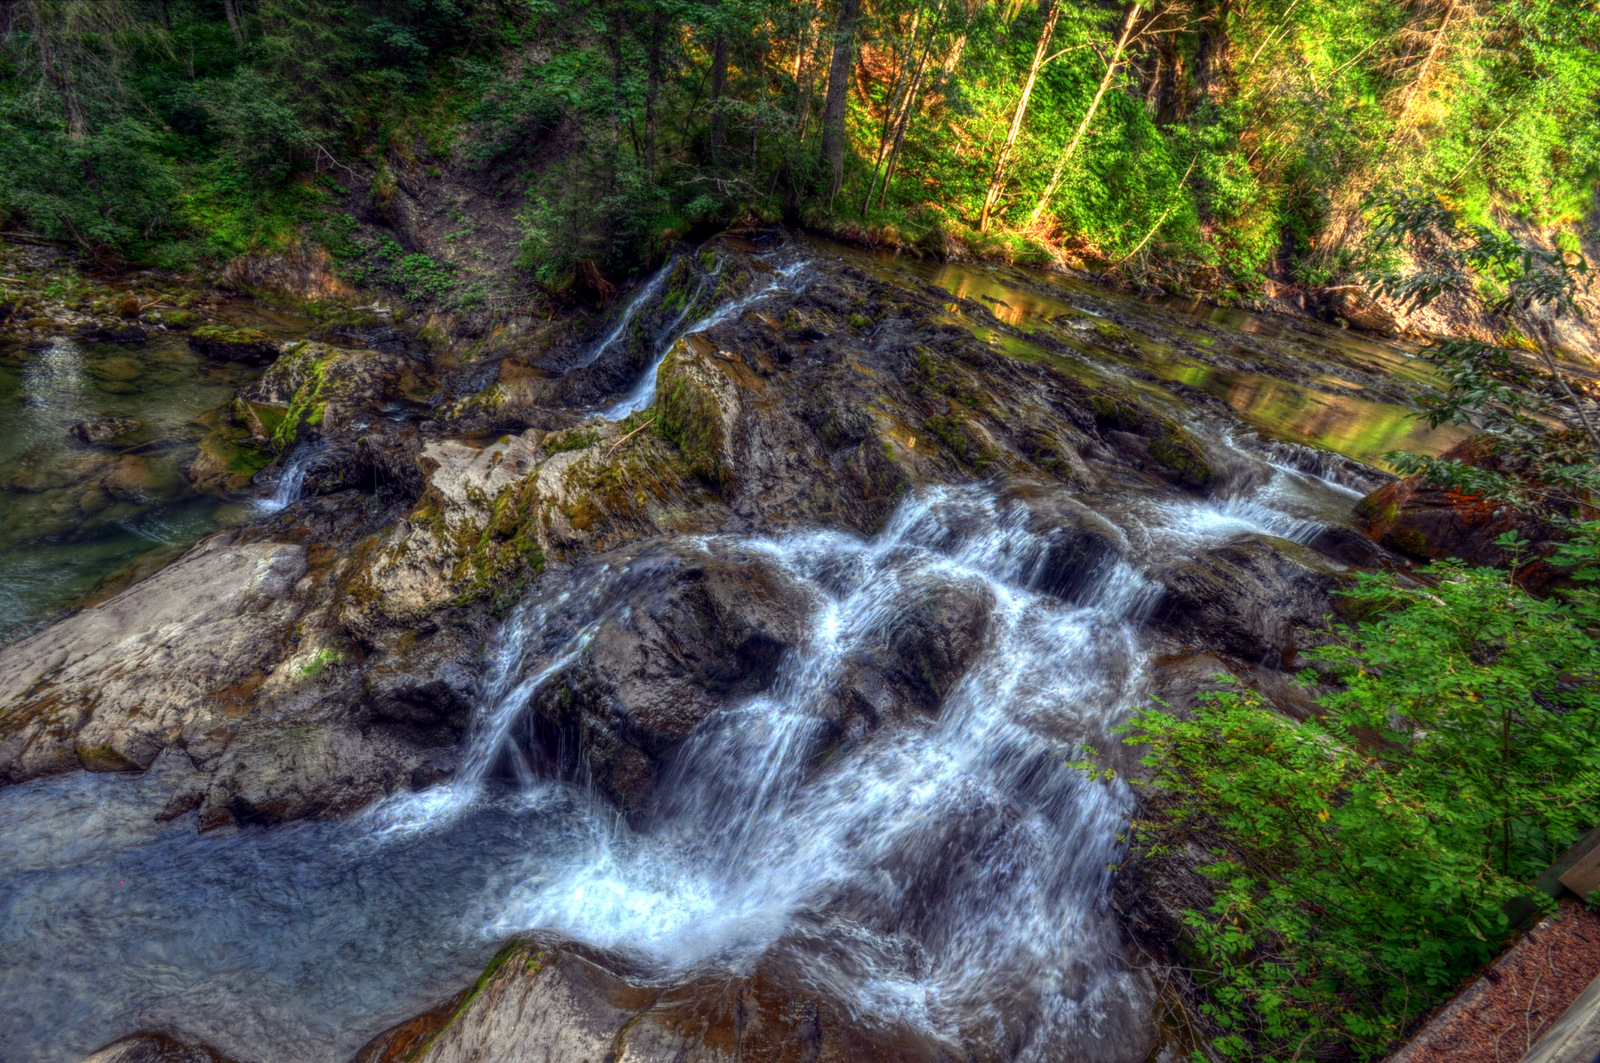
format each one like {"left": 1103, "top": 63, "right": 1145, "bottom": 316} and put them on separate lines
{"left": 255, "top": 441, "right": 327, "bottom": 513}
{"left": 602, "top": 254, "right": 811, "bottom": 419}
{"left": 0, "top": 443, "right": 1367, "bottom": 1063}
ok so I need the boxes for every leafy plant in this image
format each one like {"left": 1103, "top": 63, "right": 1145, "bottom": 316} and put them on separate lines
{"left": 1363, "top": 190, "right": 1599, "bottom": 516}
{"left": 1120, "top": 527, "right": 1600, "bottom": 1060}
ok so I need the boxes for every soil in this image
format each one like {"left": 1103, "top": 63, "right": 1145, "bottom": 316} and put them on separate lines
{"left": 1392, "top": 899, "right": 1600, "bottom": 1063}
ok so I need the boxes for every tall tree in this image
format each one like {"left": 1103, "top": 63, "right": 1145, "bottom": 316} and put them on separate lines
{"left": 1028, "top": 1, "right": 1142, "bottom": 227}
{"left": 820, "top": 0, "right": 863, "bottom": 200}
{"left": 978, "top": 0, "right": 1061, "bottom": 231}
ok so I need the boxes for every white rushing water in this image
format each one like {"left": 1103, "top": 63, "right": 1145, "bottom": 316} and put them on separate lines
{"left": 366, "top": 459, "right": 1371, "bottom": 1059}
{"left": 602, "top": 256, "right": 811, "bottom": 420}
{"left": 255, "top": 441, "right": 326, "bottom": 513}
{"left": 576, "top": 264, "right": 672, "bottom": 370}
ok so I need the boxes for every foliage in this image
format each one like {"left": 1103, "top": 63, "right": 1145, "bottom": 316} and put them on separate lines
{"left": 1122, "top": 528, "right": 1600, "bottom": 1060}
{"left": 1363, "top": 190, "right": 1598, "bottom": 515}
{"left": 0, "top": 0, "right": 1596, "bottom": 294}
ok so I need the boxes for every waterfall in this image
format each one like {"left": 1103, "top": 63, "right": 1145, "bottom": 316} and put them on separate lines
{"left": 602, "top": 257, "right": 811, "bottom": 420}
{"left": 374, "top": 485, "right": 1171, "bottom": 1059}
{"left": 256, "top": 442, "right": 325, "bottom": 513}
{"left": 576, "top": 264, "right": 672, "bottom": 369}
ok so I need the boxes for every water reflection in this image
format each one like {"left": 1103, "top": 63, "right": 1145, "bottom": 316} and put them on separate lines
{"left": 837, "top": 239, "right": 1461, "bottom": 469}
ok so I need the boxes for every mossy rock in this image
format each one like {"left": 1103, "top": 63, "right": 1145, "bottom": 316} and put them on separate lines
{"left": 162, "top": 309, "right": 198, "bottom": 329}
{"left": 1090, "top": 388, "right": 1212, "bottom": 488}
{"left": 189, "top": 325, "right": 279, "bottom": 364}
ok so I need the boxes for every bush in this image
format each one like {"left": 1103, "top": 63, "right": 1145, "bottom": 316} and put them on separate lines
{"left": 1120, "top": 527, "right": 1600, "bottom": 1060}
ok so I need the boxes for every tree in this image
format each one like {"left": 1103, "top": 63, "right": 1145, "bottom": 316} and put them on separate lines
{"left": 1363, "top": 190, "right": 1600, "bottom": 516}
{"left": 978, "top": 0, "right": 1060, "bottom": 231}
{"left": 819, "top": 0, "right": 862, "bottom": 200}
{"left": 1027, "top": 0, "right": 1143, "bottom": 228}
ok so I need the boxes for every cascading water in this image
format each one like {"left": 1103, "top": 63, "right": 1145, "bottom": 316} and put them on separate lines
{"left": 256, "top": 442, "right": 326, "bottom": 513}
{"left": 576, "top": 264, "right": 673, "bottom": 370}
{"left": 602, "top": 256, "right": 811, "bottom": 420}
{"left": 0, "top": 234, "right": 1450, "bottom": 1063}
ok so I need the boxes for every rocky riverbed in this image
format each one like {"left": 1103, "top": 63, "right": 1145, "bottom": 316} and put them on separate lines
{"left": 0, "top": 230, "right": 1474, "bottom": 1063}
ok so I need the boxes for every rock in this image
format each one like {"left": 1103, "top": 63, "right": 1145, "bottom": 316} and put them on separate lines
{"left": 526, "top": 545, "right": 811, "bottom": 817}
{"left": 1149, "top": 534, "right": 1353, "bottom": 668}
{"left": 162, "top": 309, "right": 198, "bottom": 329}
{"left": 196, "top": 721, "right": 422, "bottom": 828}
{"left": 1324, "top": 287, "right": 1398, "bottom": 335}
{"left": 79, "top": 1032, "right": 236, "bottom": 1063}
{"left": 1001, "top": 482, "right": 1128, "bottom": 603}
{"left": 85, "top": 323, "right": 149, "bottom": 344}
{"left": 0, "top": 533, "right": 309, "bottom": 787}
{"left": 69, "top": 417, "right": 143, "bottom": 446}
{"left": 353, "top": 935, "right": 956, "bottom": 1063}
{"left": 188, "top": 325, "right": 279, "bottom": 364}
{"left": 102, "top": 454, "right": 184, "bottom": 502}
{"left": 1354, "top": 436, "right": 1560, "bottom": 581}
{"left": 86, "top": 356, "right": 144, "bottom": 383}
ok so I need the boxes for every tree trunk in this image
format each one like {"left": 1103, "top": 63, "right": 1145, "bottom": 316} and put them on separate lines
{"left": 820, "top": 0, "right": 864, "bottom": 201}
{"left": 710, "top": 32, "right": 729, "bottom": 160}
{"left": 1028, "top": 1, "right": 1142, "bottom": 229}
{"left": 978, "top": 0, "right": 1061, "bottom": 232}
{"left": 223, "top": 0, "right": 248, "bottom": 49}
{"left": 645, "top": 14, "right": 663, "bottom": 172}
{"left": 29, "top": 0, "right": 86, "bottom": 139}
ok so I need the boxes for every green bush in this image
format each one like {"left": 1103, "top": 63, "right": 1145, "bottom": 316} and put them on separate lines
{"left": 1121, "top": 527, "right": 1600, "bottom": 1060}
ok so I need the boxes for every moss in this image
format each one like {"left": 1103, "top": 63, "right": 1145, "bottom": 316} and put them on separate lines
{"left": 300, "top": 647, "right": 345, "bottom": 678}
{"left": 1148, "top": 431, "right": 1213, "bottom": 487}
{"left": 655, "top": 352, "right": 727, "bottom": 489}
{"left": 925, "top": 413, "right": 991, "bottom": 470}
{"left": 162, "top": 309, "right": 198, "bottom": 329}
{"left": 273, "top": 356, "right": 333, "bottom": 450}
{"left": 1090, "top": 388, "right": 1212, "bottom": 487}
{"left": 1394, "top": 526, "right": 1430, "bottom": 557}
{"left": 544, "top": 427, "right": 600, "bottom": 455}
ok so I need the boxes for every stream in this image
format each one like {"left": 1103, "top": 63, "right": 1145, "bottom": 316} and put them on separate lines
{"left": 0, "top": 246, "right": 1457, "bottom": 1063}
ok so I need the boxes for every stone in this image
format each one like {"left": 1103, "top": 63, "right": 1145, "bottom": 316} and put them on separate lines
{"left": 188, "top": 325, "right": 279, "bottom": 364}
{"left": 1149, "top": 533, "right": 1353, "bottom": 668}
{"left": 69, "top": 417, "right": 143, "bottom": 446}
{"left": 525, "top": 545, "right": 811, "bottom": 817}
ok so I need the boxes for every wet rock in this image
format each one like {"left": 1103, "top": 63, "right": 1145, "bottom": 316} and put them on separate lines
{"left": 1002, "top": 482, "right": 1128, "bottom": 602}
{"left": 1354, "top": 436, "right": 1560, "bottom": 580}
{"left": 69, "top": 417, "right": 143, "bottom": 446}
{"left": 353, "top": 935, "right": 958, "bottom": 1063}
{"left": 1087, "top": 390, "right": 1212, "bottom": 488}
{"left": 189, "top": 325, "right": 279, "bottom": 364}
{"left": 86, "top": 355, "right": 144, "bottom": 383}
{"left": 835, "top": 575, "right": 995, "bottom": 733}
{"left": 1149, "top": 534, "right": 1353, "bottom": 668}
{"left": 196, "top": 721, "right": 421, "bottom": 828}
{"left": 1, "top": 445, "right": 116, "bottom": 492}
{"left": 85, "top": 323, "right": 149, "bottom": 344}
{"left": 79, "top": 1032, "right": 237, "bottom": 1063}
{"left": 528, "top": 546, "right": 811, "bottom": 817}
{"left": 102, "top": 454, "right": 185, "bottom": 502}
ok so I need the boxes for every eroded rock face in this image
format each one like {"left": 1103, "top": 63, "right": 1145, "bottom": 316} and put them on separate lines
{"left": 1149, "top": 534, "right": 1353, "bottom": 668}
{"left": 523, "top": 546, "right": 811, "bottom": 817}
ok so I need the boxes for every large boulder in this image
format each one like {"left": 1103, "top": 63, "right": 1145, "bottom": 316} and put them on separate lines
{"left": 0, "top": 532, "right": 309, "bottom": 784}
{"left": 79, "top": 1033, "right": 236, "bottom": 1063}
{"left": 352, "top": 935, "right": 958, "bottom": 1063}
{"left": 1354, "top": 436, "right": 1562, "bottom": 581}
{"left": 1148, "top": 534, "right": 1353, "bottom": 668}
{"left": 524, "top": 546, "right": 811, "bottom": 817}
